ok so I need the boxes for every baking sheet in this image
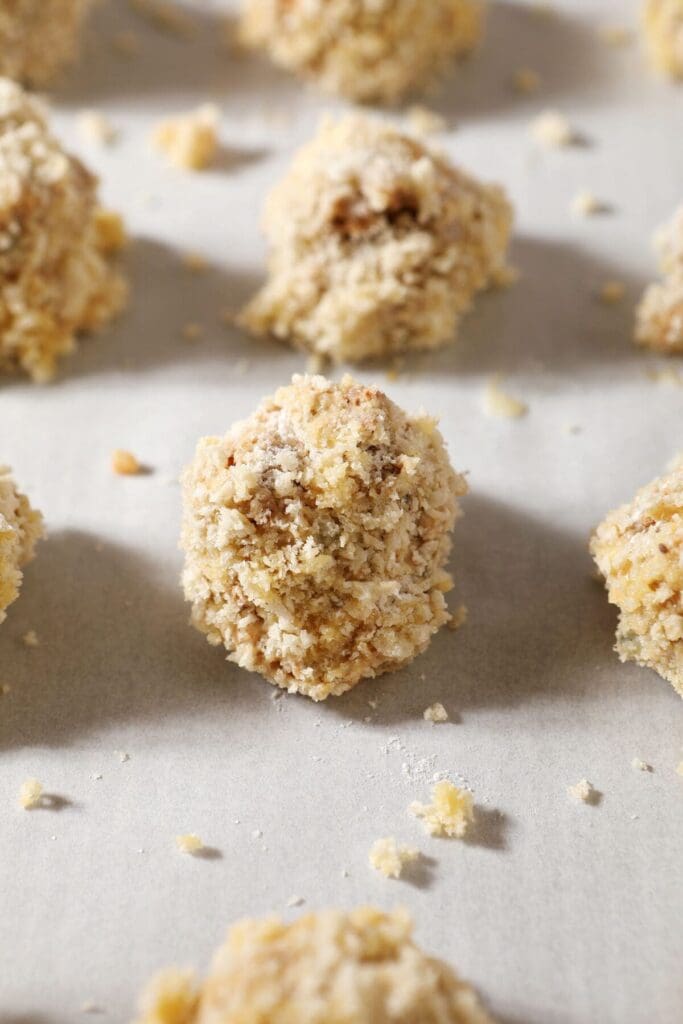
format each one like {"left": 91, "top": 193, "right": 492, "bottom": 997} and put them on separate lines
{"left": 1, "top": 2, "right": 682, "bottom": 1022}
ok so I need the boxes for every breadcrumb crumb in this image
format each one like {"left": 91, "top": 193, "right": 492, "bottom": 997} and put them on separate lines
{"left": 406, "top": 105, "right": 448, "bottom": 136}
{"left": 512, "top": 67, "right": 541, "bottom": 94}
{"left": 598, "top": 280, "right": 626, "bottom": 305}
{"left": 423, "top": 702, "right": 449, "bottom": 723}
{"left": 410, "top": 780, "right": 474, "bottom": 838}
{"left": 448, "top": 603, "right": 468, "bottom": 630}
{"left": 111, "top": 450, "right": 141, "bottom": 476}
{"left": 531, "top": 110, "right": 575, "bottom": 147}
{"left": 153, "top": 105, "right": 220, "bottom": 171}
{"left": 93, "top": 210, "right": 127, "bottom": 254}
{"left": 631, "top": 758, "right": 652, "bottom": 772}
{"left": 369, "top": 837, "right": 419, "bottom": 879}
{"left": 22, "top": 629, "right": 39, "bottom": 647}
{"left": 571, "top": 190, "right": 604, "bottom": 217}
{"left": 77, "top": 110, "right": 118, "bottom": 146}
{"left": 483, "top": 377, "right": 528, "bottom": 419}
{"left": 176, "top": 833, "right": 204, "bottom": 855}
{"left": 19, "top": 778, "right": 43, "bottom": 809}
{"left": 567, "top": 779, "right": 597, "bottom": 804}
{"left": 181, "top": 251, "right": 208, "bottom": 273}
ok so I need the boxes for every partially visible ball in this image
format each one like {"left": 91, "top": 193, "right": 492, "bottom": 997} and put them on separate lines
{"left": 591, "top": 461, "right": 683, "bottom": 698}
{"left": 135, "top": 907, "right": 495, "bottom": 1024}
{"left": 635, "top": 203, "right": 683, "bottom": 353}
{"left": 0, "top": 79, "right": 126, "bottom": 382}
{"left": 643, "top": 0, "right": 683, "bottom": 79}
{"left": 181, "top": 374, "right": 466, "bottom": 700}
{"left": 239, "top": 0, "right": 484, "bottom": 104}
{"left": 241, "top": 115, "right": 513, "bottom": 363}
{"left": 0, "top": 467, "right": 43, "bottom": 624}
{"left": 0, "top": 0, "right": 93, "bottom": 85}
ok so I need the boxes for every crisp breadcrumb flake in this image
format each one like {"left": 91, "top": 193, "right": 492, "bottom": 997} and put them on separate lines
{"left": 19, "top": 778, "right": 43, "bottom": 809}
{"left": 410, "top": 780, "right": 474, "bottom": 837}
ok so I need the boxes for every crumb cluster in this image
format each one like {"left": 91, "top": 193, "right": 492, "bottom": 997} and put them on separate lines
{"left": 410, "top": 780, "right": 474, "bottom": 838}
{"left": 369, "top": 837, "right": 419, "bottom": 878}
{"left": 0, "top": 79, "right": 127, "bottom": 382}
{"left": 135, "top": 907, "right": 495, "bottom": 1024}
{"left": 152, "top": 105, "right": 220, "bottom": 171}
{"left": 643, "top": 0, "right": 683, "bottom": 78}
{"left": 591, "top": 461, "right": 683, "bottom": 698}
{"left": 0, "top": 467, "right": 43, "bottom": 625}
{"left": 241, "top": 115, "right": 513, "bottom": 363}
{"left": 181, "top": 374, "right": 466, "bottom": 700}
{"left": 635, "top": 203, "right": 683, "bottom": 353}
{"left": 0, "top": 0, "right": 93, "bottom": 84}
{"left": 238, "top": 0, "right": 485, "bottom": 104}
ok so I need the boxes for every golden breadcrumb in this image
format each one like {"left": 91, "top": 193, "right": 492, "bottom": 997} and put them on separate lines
{"left": 0, "top": 80, "right": 127, "bottom": 382}
{"left": 93, "top": 210, "right": 128, "bottom": 254}
{"left": 111, "top": 450, "right": 141, "bottom": 476}
{"left": 241, "top": 115, "right": 513, "bottom": 362}
{"left": 176, "top": 834, "right": 204, "bottom": 855}
{"left": 423, "top": 701, "right": 449, "bottom": 723}
{"left": 181, "top": 374, "right": 466, "bottom": 700}
{"left": 77, "top": 110, "right": 118, "bottom": 147}
{"left": 22, "top": 628, "right": 39, "bottom": 647}
{"left": 134, "top": 907, "right": 495, "bottom": 1024}
{"left": 591, "top": 461, "right": 683, "bottom": 697}
{"left": 599, "top": 280, "right": 626, "bottom": 305}
{"left": 643, "top": 0, "right": 683, "bottom": 77}
{"left": 368, "top": 837, "right": 419, "bottom": 878}
{"left": 530, "top": 110, "right": 574, "bottom": 147}
{"left": 410, "top": 780, "right": 474, "bottom": 837}
{"left": 482, "top": 378, "right": 528, "bottom": 419}
{"left": 238, "top": 0, "right": 485, "bottom": 104}
{"left": 635, "top": 204, "right": 683, "bottom": 352}
{"left": 153, "top": 105, "right": 220, "bottom": 171}
{"left": 0, "top": 0, "right": 93, "bottom": 84}
{"left": 0, "top": 468, "right": 43, "bottom": 626}
{"left": 19, "top": 778, "right": 43, "bottom": 809}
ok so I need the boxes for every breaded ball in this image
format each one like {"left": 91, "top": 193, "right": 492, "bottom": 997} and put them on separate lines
{"left": 0, "top": 79, "right": 127, "bottom": 382}
{"left": 181, "top": 374, "right": 466, "bottom": 700}
{"left": 240, "top": 115, "right": 513, "bottom": 363}
{"left": 238, "top": 0, "right": 484, "bottom": 104}
{"left": 635, "top": 203, "right": 683, "bottom": 353}
{"left": 642, "top": 0, "right": 683, "bottom": 78}
{"left": 134, "top": 907, "right": 495, "bottom": 1024}
{"left": 0, "top": 467, "right": 43, "bottom": 624}
{"left": 591, "top": 461, "right": 683, "bottom": 698}
{"left": 0, "top": 0, "right": 93, "bottom": 85}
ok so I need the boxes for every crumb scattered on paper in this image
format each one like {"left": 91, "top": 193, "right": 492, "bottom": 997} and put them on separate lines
{"left": 568, "top": 779, "right": 598, "bottom": 804}
{"left": 483, "top": 377, "right": 528, "bottom": 419}
{"left": 19, "top": 779, "right": 43, "bottom": 809}
{"left": 112, "top": 450, "right": 141, "bottom": 476}
{"left": 410, "top": 780, "right": 474, "bottom": 838}
{"left": 369, "top": 837, "right": 419, "bottom": 878}
{"left": 631, "top": 758, "right": 652, "bottom": 772}
{"left": 176, "top": 833, "right": 204, "bottom": 855}
{"left": 531, "top": 110, "right": 575, "bottom": 147}
{"left": 598, "top": 280, "right": 626, "bottom": 304}
{"left": 153, "top": 104, "right": 220, "bottom": 170}
{"left": 571, "top": 189, "right": 604, "bottom": 217}
{"left": 77, "top": 110, "right": 118, "bottom": 146}
{"left": 423, "top": 702, "right": 449, "bottom": 724}
{"left": 22, "top": 630, "right": 39, "bottom": 648}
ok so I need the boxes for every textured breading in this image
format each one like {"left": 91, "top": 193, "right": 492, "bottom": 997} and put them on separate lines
{"left": 134, "top": 907, "right": 495, "bottom": 1024}
{"left": 241, "top": 115, "right": 513, "bottom": 362}
{"left": 0, "top": 0, "right": 93, "bottom": 84}
{"left": 590, "top": 463, "right": 683, "bottom": 697}
{"left": 0, "top": 79, "right": 126, "bottom": 382}
{"left": 635, "top": 204, "right": 683, "bottom": 353}
{"left": 238, "top": 0, "right": 485, "bottom": 104}
{"left": 0, "top": 467, "right": 43, "bottom": 625}
{"left": 181, "top": 374, "right": 466, "bottom": 700}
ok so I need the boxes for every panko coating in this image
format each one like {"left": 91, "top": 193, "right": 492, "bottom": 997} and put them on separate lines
{"left": 0, "top": 0, "right": 93, "bottom": 85}
{"left": 0, "top": 467, "right": 43, "bottom": 625}
{"left": 181, "top": 374, "right": 466, "bottom": 700}
{"left": 591, "top": 461, "right": 683, "bottom": 697}
{"left": 635, "top": 203, "right": 683, "bottom": 353}
{"left": 240, "top": 115, "right": 513, "bottom": 363}
{"left": 238, "top": 0, "right": 485, "bottom": 104}
{"left": 0, "top": 79, "right": 127, "bottom": 382}
{"left": 134, "top": 907, "right": 495, "bottom": 1024}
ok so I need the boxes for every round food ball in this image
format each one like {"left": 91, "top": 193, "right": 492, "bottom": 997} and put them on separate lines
{"left": 643, "top": 0, "right": 683, "bottom": 79}
{"left": 135, "top": 907, "right": 495, "bottom": 1024}
{"left": 240, "top": 115, "right": 513, "bottom": 363}
{"left": 0, "top": 79, "right": 127, "bottom": 382}
{"left": 181, "top": 374, "right": 466, "bottom": 700}
{"left": 0, "top": 0, "right": 93, "bottom": 85}
{"left": 591, "top": 461, "right": 683, "bottom": 698}
{"left": 635, "top": 203, "right": 683, "bottom": 353}
{"left": 239, "top": 0, "right": 484, "bottom": 103}
{"left": 0, "top": 467, "right": 43, "bottom": 624}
